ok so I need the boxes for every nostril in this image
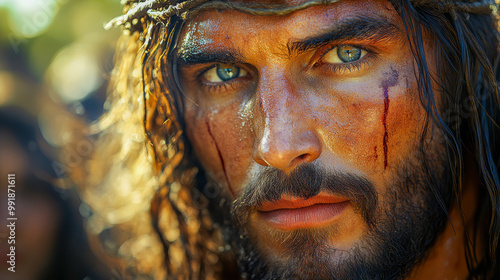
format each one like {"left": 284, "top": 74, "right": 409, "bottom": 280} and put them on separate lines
{"left": 289, "top": 153, "right": 311, "bottom": 167}
{"left": 254, "top": 129, "right": 322, "bottom": 170}
{"left": 297, "top": 154, "right": 308, "bottom": 160}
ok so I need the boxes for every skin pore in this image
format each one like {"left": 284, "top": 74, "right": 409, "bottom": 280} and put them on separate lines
{"left": 176, "top": 0, "right": 480, "bottom": 278}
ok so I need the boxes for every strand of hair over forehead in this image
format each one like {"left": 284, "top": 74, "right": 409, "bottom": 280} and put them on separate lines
{"left": 105, "top": 0, "right": 498, "bottom": 31}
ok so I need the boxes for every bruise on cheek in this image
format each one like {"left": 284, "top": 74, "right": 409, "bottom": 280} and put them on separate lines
{"left": 381, "top": 68, "right": 399, "bottom": 169}
{"left": 205, "top": 119, "right": 234, "bottom": 196}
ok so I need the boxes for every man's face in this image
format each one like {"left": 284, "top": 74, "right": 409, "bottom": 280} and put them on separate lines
{"left": 177, "top": 0, "right": 449, "bottom": 279}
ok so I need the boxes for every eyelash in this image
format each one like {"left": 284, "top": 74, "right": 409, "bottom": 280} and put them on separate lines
{"left": 203, "top": 82, "right": 233, "bottom": 94}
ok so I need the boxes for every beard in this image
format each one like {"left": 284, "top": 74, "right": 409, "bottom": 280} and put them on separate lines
{"left": 202, "top": 140, "right": 452, "bottom": 280}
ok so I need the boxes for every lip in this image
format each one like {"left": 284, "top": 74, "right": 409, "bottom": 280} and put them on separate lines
{"left": 257, "top": 193, "right": 349, "bottom": 230}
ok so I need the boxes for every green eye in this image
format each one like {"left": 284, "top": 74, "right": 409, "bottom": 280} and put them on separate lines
{"left": 203, "top": 64, "right": 248, "bottom": 83}
{"left": 337, "top": 45, "right": 362, "bottom": 62}
{"left": 217, "top": 64, "right": 240, "bottom": 81}
{"left": 323, "top": 45, "right": 366, "bottom": 64}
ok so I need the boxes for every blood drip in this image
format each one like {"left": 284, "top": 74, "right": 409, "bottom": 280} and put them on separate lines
{"left": 382, "top": 89, "right": 390, "bottom": 169}
{"left": 206, "top": 120, "right": 234, "bottom": 195}
{"left": 380, "top": 69, "right": 399, "bottom": 170}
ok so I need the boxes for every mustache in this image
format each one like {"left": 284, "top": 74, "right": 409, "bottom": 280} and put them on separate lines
{"left": 232, "top": 164, "right": 378, "bottom": 227}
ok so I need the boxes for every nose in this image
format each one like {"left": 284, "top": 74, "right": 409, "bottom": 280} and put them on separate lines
{"left": 252, "top": 72, "right": 321, "bottom": 171}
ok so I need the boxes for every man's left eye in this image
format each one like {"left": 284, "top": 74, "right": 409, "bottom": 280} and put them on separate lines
{"left": 323, "top": 45, "right": 367, "bottom": 64}
{"left": 203, "top": 64, "right": 248, "bottom": 83}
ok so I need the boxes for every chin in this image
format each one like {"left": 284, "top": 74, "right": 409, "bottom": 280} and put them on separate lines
{"left": 215, "top": 159, "right": 450, "bottom": 279}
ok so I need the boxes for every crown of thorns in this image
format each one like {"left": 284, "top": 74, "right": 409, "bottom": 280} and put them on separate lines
{"left": 105, "top": 0, "right": 499, "bottom": 32}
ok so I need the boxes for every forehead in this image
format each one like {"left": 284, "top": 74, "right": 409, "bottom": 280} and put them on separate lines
{"left": 177, "top": 0, "right": 400, "bottom": 50}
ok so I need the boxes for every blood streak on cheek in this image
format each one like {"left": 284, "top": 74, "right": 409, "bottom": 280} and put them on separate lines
{"left": 205, "top": 119, "right": 234, "bottom": 196}
{"left": 380, "top": 69, "right": 399, "bottom": 169}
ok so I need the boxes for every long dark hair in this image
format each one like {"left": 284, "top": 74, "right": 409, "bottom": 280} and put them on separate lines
{"left": 386, "top": 1, "right": 500, "bottom": 277}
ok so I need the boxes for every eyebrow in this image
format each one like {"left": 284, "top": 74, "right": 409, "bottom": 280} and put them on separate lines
{"left": 176, "top": 16, "right": 401, "bottom": 66}
{"left": 287, "top": 16, "right": 401, "bottom": 57}
{"left": 176, "top": 47, "right": 244, "bottom": 66}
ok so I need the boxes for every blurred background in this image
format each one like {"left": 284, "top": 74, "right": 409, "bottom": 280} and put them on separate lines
{"left": 0, "top": 0, "right": 123, "bottom": 279}
{"left": 0, "top": 0, "right": 121, "bottom": 121}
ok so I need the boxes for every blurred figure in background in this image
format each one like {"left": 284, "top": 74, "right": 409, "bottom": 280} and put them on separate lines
{"left": 0, "top": 107, "right": 110, "bottom": 280}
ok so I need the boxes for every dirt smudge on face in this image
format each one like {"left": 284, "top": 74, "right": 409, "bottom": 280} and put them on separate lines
{"left": 381, "top": 68, "right": 399, "bottom": 169}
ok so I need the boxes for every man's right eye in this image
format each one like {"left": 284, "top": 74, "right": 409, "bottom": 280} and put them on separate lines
{"left": 202, "top": 64, "right": 248, "bottom": 83}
